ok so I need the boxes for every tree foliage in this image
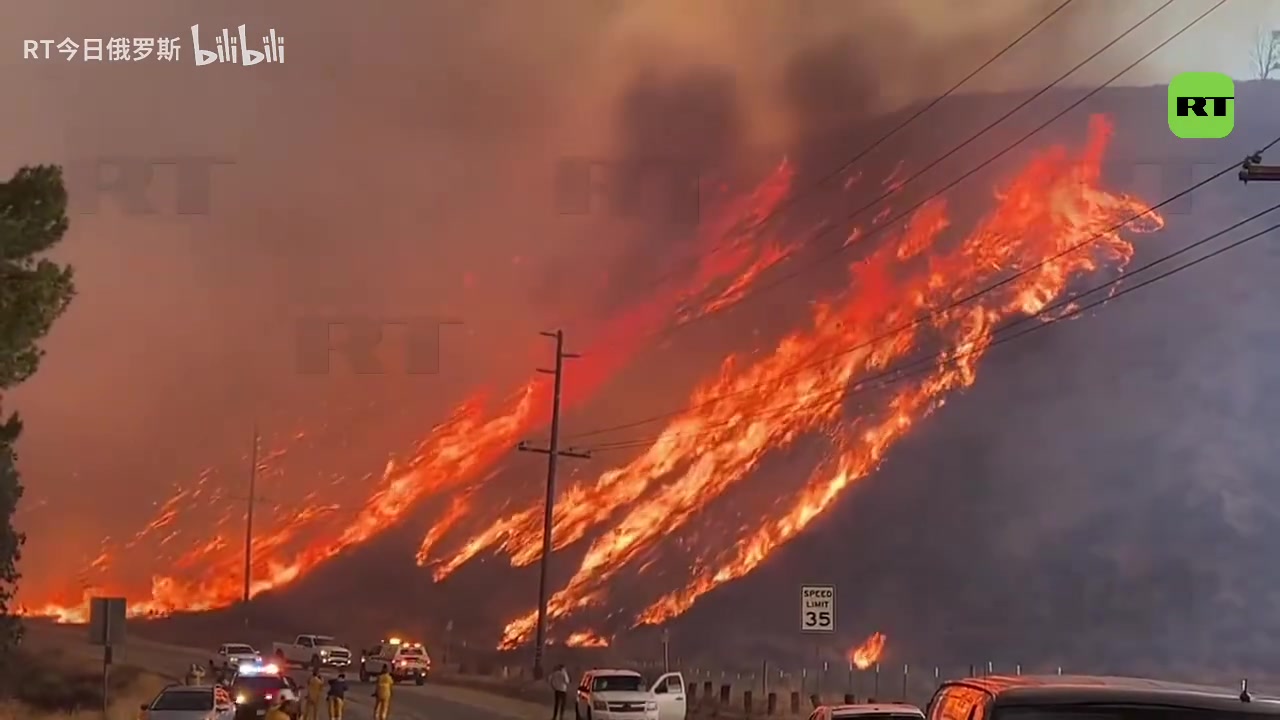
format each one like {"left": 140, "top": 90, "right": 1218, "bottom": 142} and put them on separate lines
{"left": 1252, "top": 27, "right": 1280, "bottom": 80}
{"left": 0, "top": 165, "right": 76, "bottom": 651}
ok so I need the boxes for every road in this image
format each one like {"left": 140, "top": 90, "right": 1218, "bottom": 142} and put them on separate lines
{"left": 25, "top": 623, "right": 546, "bottom": 720}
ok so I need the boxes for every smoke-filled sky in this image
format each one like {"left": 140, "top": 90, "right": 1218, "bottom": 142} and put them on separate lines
{"left": 1, "top": 0, "right": 1277, "bottom": 606}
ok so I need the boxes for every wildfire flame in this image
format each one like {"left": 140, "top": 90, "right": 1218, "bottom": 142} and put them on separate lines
{"left": 479, "top": 114, "right": 1159, "bottom": 648}
{"left": 849, "top": 632, "right": 886, "bottom": 670}
{"left": 23, "top": 116, "right": 1163, "bottom": 649}
{"left": 20, "top": 160, "right": 802, "bottom": 622}
{"left": 564, "top": 631, "right": 610, "bottom": 648}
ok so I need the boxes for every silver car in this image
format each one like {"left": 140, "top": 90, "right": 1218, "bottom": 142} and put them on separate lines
{"left": 140, "top": 684, "right": 236, "bottom": 720}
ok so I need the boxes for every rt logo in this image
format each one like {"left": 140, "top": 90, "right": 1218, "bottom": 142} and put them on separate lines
{"left": 1168, "top": 72, "right": 1234, "bottom": 139}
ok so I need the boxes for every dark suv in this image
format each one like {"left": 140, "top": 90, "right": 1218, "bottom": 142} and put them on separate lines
{"left": 927, "top": 675, "right": 1280, "bottom": 720}
{"left": 228, "top": 673, "right": 300, "bottom": 719}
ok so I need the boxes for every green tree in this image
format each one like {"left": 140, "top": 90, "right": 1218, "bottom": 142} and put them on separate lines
{"left": 0, "top": 165, "right": 76, "bottom": 651}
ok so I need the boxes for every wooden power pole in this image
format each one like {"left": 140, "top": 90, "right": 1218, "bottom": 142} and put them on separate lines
{"left": 235, "top": 423, "right": 269, "bottom": 630}
{"left": 518, "top": 330, "right": 591, "bottom": 679}
{"left": 1240, "top": 152, "right": 1280, "bottom": 183}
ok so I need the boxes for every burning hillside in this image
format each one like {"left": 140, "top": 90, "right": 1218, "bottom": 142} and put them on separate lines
{"left": 22, "top": 112, "right": 1163, "bottom": 650}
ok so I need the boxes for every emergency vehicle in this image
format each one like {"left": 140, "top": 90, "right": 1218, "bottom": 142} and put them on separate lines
{"left": 358, "top": 637, "right": 430, "bottom": 684}
{"left": 227, "top": 662, "right": 300, "bottom": 719}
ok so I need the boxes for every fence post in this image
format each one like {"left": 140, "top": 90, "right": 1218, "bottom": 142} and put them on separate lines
{"left": 847, "top": 661, "right": 854, "bottom": 693}
{"left": 767, "top": 691, "right": 777, "bottom": 716}
{"left": 801, "top": 667, "right": 808, "bottom": 696}
{"left": 874, "top": 663, "right": 881, "bottom": 697}
{"left": 762, "top": 659, "right": 769, "bottom": 698}
{"left": 902, "top": 664, "right": 909, "bottom": 701}
{"left": 821, "top": 661, "right": 828, "bottom": 698}
{"left": 986, "top": 661, "right": 993, "bottom": 676}
{"left": 968, "top": 664, "right": 975, "bottom": 678}
{"left": 1016, "top": 664, "right": 1022, "bottom": 677}
{"left": 1057, "top": 667, "right": 1063, "bottom": 676}
{"left": 744, "top": 690, "right": 753, "bottom": 715}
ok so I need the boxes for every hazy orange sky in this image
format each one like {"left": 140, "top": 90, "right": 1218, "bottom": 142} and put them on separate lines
{"left": 1, "top": 0, "right": 1275, "bottom": 604}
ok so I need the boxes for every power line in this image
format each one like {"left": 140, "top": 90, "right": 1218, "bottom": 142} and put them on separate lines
{"left": 582, "top": 200, "right": 1280, "bottom": 453}
{"left": 585, "top": 0, "right": 1078, "bottom": 307}
{"left": 565, "top": 0, "right": 1234, "bottom": 443}
{"left": 568, "top": 151, "right": 1244, "bottom": 445}
{"left": 654, "top": 0, "right": 1213, "bottom": 341}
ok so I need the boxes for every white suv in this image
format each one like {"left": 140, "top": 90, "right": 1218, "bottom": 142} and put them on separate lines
{"left": 574, "top": 669, "right": 687, "bottom": 720}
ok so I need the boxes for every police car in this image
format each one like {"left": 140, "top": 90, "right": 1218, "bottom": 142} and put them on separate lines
{"left": 358, "top": 637, "right": 430, "bottom": 684}
{"left": 227, "top": 662, "right": 300, "bottom": 719}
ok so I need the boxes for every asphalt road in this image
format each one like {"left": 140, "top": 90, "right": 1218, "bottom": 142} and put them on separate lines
{"left": 26, "top": 624, "right": 544, "bottom": 720}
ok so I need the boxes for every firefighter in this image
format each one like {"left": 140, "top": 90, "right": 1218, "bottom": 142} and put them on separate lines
{"left": 305, "top": 668, "right": 326, "bottom": 720}
{"left": 327, "top": 671, "right": 348, "bottom": 720}
{"left": 264, "top": 694, "right": 291, "bottom": 720}
{"left": 373, "top": 666, "right": 394, "bottom": 720}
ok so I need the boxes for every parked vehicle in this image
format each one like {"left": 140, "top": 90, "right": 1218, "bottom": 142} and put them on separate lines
{"left": 139, "top": 683, "right": 235, "bottom": 720}
{"left": 809, "top": 702, "right": 925, "bottom": 720}
{"left": 574, "top": 669, "right": 686, "bottom": 720}
{"left": 209, "top": 643, "right": 262, "bottom": 673}
{"left": 270, "top": 634, "right": 352, "bottom": 670}
{"left": 926, "top": 673, "right": 1280, "bottom": 720}
{"left": 359, "top": 637, "right": 430, "bottom": 684}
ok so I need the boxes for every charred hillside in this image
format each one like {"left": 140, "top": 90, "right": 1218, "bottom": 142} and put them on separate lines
{"left": 137, "top": 81, "right": 1280, "bottom": 678}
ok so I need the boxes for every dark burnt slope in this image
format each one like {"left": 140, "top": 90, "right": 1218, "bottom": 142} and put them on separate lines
{"left": 138, "top": 82, "right": 1280, "bottom": 676}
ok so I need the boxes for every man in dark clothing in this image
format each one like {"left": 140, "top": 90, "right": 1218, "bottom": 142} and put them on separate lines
{"left": 327, "top": 672, "right": 348, "bottom": 720}
{"left": 548, "top": 663, "right": 570, "bottom": 720}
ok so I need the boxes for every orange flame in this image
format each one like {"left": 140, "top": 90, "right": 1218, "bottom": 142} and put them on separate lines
{"left": 849, "top": 632, "right": 886, "bottom": 670}
{"left": 22, "top": 159, "right": 802, "bottom": 622}
{"left": 487, "top": 114, "right": 1159, "bottom": 648}
{"left": 564, "top": 631, "right": 610, "bottom": 648}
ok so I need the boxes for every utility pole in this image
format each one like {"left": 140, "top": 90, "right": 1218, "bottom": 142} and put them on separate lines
{"left": 232, "top": 423, "right": 269, "bottom": 630}
{"left": 518, "top": 330, "right": 591, "bottom": 679}
{"left": 243, "top": 423, "right": 258, "bottom": 626}
{"left": 1240, "top": 152, "right": 1280, "bottom": 183}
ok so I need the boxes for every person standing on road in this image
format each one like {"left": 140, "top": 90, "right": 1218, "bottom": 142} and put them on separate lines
{"left": 327, "top": 671, "right": 348, "bottom": 720}
{"left": 305, "top": 669, "right": 326, "bottom": 720}
{"left": 264, "top": 694, "right": 291, "bottom": 720}
{"left": 548, "top": 663, "right": 570, "bottom": 720}
{"left": 373, "top": 667, "right": 394, "bottom": 720}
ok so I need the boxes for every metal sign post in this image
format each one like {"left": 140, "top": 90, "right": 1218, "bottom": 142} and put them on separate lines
{"left": 88, "top": 597, "right": 126, "bottom": 718}
{"left": 661, "top": 627, "right": 670, "bottom": 672}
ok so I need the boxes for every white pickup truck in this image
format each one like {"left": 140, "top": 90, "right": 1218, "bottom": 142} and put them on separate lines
{"left": 270, "top": 634, "right": 353, "bottom": 670}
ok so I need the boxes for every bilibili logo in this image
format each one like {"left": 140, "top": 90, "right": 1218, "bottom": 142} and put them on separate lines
{"left": 1168, "top": 72, "right": 1234, "bottom": 139}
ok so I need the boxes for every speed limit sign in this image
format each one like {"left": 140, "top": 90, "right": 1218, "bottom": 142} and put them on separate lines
{"left": 800, "top": 584, "right": 836, "bottom": 633}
